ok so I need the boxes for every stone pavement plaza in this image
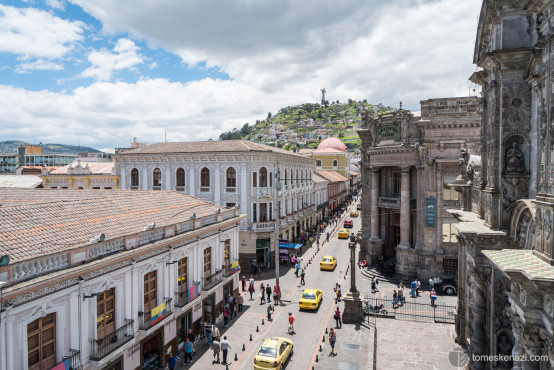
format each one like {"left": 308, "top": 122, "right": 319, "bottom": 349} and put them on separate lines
{"left": 175, "top": 201, "right": 464, "bottom": 370}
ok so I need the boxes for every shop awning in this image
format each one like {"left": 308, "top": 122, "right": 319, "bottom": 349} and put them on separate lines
{"left": 279, "top": 243, "right": 302, "bottom": 249}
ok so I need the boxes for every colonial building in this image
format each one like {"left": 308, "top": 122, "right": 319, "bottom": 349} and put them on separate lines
{"left": 315, "top": 170, "right": 349, "bottom": 212}
{"left": 448, "top": 1, "right": 554, "bottom": 368}
{"left": 357, "top": 97, "right": 481, "bottom": 278}
{"left": 41, "top": 161, "right": 119, "bottom": 190}
{"left": 299, "top": 137, "right": 351, "bottom": 182}
{"left": 0, "top": 189, "right": 242, "bottom": 370}
{"left": 114, "top": 140, "right": 316, "bottom": 270}
{"left": 313, "top": 172, "right": 330, "bottom": 222}
{"left": 0, "top": 145, "right": 76, "bottom": 174}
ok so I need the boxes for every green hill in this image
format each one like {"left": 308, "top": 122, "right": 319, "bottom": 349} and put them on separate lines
{"left": 219, "top": 100, "right": 393, "bottom": 152}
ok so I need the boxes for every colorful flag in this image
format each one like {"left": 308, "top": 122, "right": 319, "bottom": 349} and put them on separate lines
{"left": 151, "top": 302, "right": 167, "bottom": 325}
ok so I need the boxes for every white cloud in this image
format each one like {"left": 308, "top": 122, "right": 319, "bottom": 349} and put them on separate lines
{"left": 15, "top": 59, "right": 64, "bottom": 73}
{"left": 0, "top": 4, "right": 83, "bottom": 59}
{"left": 81, "top": 38, "right": 144, "bottom": 81}
{"left": 45, "top": 0, "right": 65, "bottom": 11}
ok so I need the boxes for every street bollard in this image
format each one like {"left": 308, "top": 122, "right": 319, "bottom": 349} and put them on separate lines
{"left": 226, "top": 364, "right": 229, "bottom": 370}
{"left": 242, "top": 343, "right": 246, "bottom": 351}
{"left": 262, "top": 319, "right": 265, "bottom": 325}
{"left": 234, "top": 353, "right": 238, "bottom": 361}
{"left": 316, "top": 355, "right": 319, "bottom": 362}
{"left": 319, "top": 344, "right": 322, "bottom": 352}
{"left": 256, "top": 326, "right": 259, "bottom": 332}
{"left": 325, "top": 327, "right": 328, "bottom": 334}
{"left": 250, "top": 334, "right": 253, "bottom": 341}
{"left": 322, "top": 335, "right": 325, "bottom": 342}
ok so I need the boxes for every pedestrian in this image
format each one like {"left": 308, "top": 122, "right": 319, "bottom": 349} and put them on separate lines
{"left": 260, "top": 283, "right": 266, "bottom": 303}
{"left": 416, "top": 279, "right": 421, "bottom": 297}
{"left": 429, "top": 276, "right": 434, "bottom": 291}
{"left": 371, "top": 278, "right": 377, "bottom": 293}
{"left": 267, "top": 302, "right": 274, "bottom": 322}
{"left": 411, "top": 279, "right": 417, "bottom": 298}
{"left": 334, "top": 307, "right": 342, "bottom": 328}
{"left": 337, "top": 285, "right": 342, "bottom": 301}
{"left": 430, "top": 289, "right": 437, "bottom": 306}
{"left": 241, "top": 276, "right": 246, "bottom": 291}
{"left": 199, "top": 320, "right": 206, "bottom": 339}
{"left": 168, "top": 352, "right": 179, "bottom": 370}
{"left": 300, "top": 269, "right": 305, "bottom": 285}
{"left": 257, "top": 265, "right": 261, "bottom": 279}
{"left": 326, "top": 232, "right": 330, "bottom": 242}
{"left": 205, "top": 321, "right": 213, "bottom": 344}
{"left": 398, "top": 287, "right": 405, "bottom": 306}
{"left": 211, "top": 338, "right": 221, "bottom": 364}
{"left": 288, "top": 313, "right": 295, "bottom": 334}
{"left": 329, "top": 328, "right": 337, "bottom": 357}
{"left": 212, "top": 325, "right": 220, "bottom": 343}
{"left": 392, "top": 290, "right": 399, "bottom": 308}
{"left": 223, "top": 308, "right": 229, "bottom": 327}
{"left": 266, "top": 285, "right": 272, "bottom": 303}
{"left": 249, "top": 283, "right": 255, "bottom": 301}
{"left": 249, "top": 275, "right": 255, "bottom": 287}
{"left": 221, "top": 336, "right": 231, "bottom": 365}
{"left": 237, "top": 294, "right": 244, "bottom": 312}
{"left": 186, "top": 328, "right": 195, "bottom": 344}
{"left": 295, "top": 262, "right": 300, "bottom": 277}
{"left": 229, "top": 297, "right": 236, "bottom": 319}
{"left": 183, "top": 337, "right": 194, "bottom": 364}
{"left": 274, "top": 284, "right": 281, "bottom": 305}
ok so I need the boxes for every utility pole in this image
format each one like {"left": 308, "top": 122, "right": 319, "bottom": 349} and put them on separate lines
{"left": 273, "top": 160, "right": 281, "bottom": 285}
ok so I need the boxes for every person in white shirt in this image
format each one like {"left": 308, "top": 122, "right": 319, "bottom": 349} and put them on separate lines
{"left": 220, "top": 336, "right": 232, "bottom": 365}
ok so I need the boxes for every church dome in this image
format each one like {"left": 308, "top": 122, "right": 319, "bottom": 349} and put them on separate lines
{"left": 317, "top": 137, "right": 347, "bottom": 152}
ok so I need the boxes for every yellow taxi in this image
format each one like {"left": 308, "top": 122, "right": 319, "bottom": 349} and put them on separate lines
{"left": 350, "top": 210, "right": 359, "bottom": 217}
{"left": 298, "top": 289, "right": 323, "bottom": 310}
{"left": 254, "top": 337, "right": 294, "bottom": 369}
{"left": 337, "top": 228, "right": 349, "bottom": 239}
{"left": 320, "top": 255, "right": 337, "bottom": 271}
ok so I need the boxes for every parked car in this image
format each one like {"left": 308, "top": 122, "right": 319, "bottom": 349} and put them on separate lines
{"left": 343, "top": 219, "right": 353, "bottom": 228}
{"left": 436, "top": 277, "right": 458, "bottom": 295}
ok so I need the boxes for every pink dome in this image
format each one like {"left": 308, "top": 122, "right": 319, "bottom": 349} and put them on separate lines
{"left": 317, "top": 137, "right": 347, "bottom": 152}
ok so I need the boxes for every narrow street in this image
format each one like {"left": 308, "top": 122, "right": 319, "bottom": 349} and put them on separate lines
{"left": 180, "top": 201, "right": 359, "bottom": 369}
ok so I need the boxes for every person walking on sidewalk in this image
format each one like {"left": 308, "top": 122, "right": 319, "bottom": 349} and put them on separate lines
{"left": 416, "top": 279, "right": 421, "bottom": 297}
{"left": 183, "top": 338, "right": 194, "bottom": 364}
{"left": 266, "top": 285, "right": 272, "bottom": 303}
{"left": 334, "top": 307, "right": 342, "bottom": 328}
{"left": 300, "top": 269, "right": 305, "bottom": 285}
{"left": 274, "top": 284, "right": 281, "bottom": 305}
{"left": 168, "top": 352, "right": 179, "bottom": 370}
{"left": 212, "top": 325, "right": 220, "bottom": 343}
{"left": 205, "top": 321, "right": 213, "bottom": 345}
{"left": 241, "top": 276, "right": 246, "bottom": 292}
{"left": 248, "top": 283, "right": 255, "bottom": 301}
{"left": 411, "top": 279, "right": 417, "bottom": 298}
{"left": 329, "top": 328, "right": 337, "bottom": 357}
{"left": 260, "top": 283, "right": 266, "bottom": 304}
{"left": 295, "top": 262, "right": 300, "bottom": 277}
{"left": 267, "top": 302, "right": 274, "bottom": 322}
{"left": 288, "top": 313, "right": 295, "bottom": 334}
{"left": 221, "top": 336, "right": 231, "bottom": 365}
{"left": 223, "top": 308, "right": 229, "bottom": 327}
{"left": 430, "top": 289, "right": 437, "bottom": 306}
{"left": 211, "top": 339, "right": 220, "bottom": 364}
{"left": 237, "top": 294, "right": 244, "bottom": 312}
{"left": 257, "top": 265, "right": 261, "bottom": 279}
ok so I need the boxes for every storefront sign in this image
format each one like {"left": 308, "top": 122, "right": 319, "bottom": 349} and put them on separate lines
{"left": 377, "top": 121, "right": 401, "bottom": 142}
{"left": 151, "top": 302, "right": 167, "bottom": 325}
{"left": 425, "top": 197, "right": 437, "bottom": 227}
{"left": 279, "top": 248, "right": 289, "bottom": 261}
{"left": 193, "top": 302, "right": 202, "bottom": 312}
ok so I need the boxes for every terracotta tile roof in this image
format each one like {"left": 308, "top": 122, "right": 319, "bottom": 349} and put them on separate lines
{"left": 118, "top": 140, "right": 307, "bottom": 158}
{"left": 313, "top": 172, "right": 330, "bottom": 183}
{"left": 50, "top": 161, "right": 114, "bottom": 175}
{"left": 315, "top": 170, "right": 348, "bottom": 182}
{"left": 0, "top": 189, "right": 231, "bottom": 263}
{"left": 0, "top": 175, "right": 43, "bottom": 188}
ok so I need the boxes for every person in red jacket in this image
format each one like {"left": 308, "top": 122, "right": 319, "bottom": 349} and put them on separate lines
{"left": 334, "top": 307, "right": 342, "bottom": 329}
{"left": 288, "top": 313, "right": 295, "bottom": 334}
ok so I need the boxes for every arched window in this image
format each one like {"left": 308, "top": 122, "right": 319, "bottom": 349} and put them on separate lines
{"left": 176, "top": 168, "right": 185, "bottom": 189}
{"left": 201, "top": 167, "right": 210, "bottom": 187}
{"left": 226, "top": 167, "right": 236, "bottom": 187}
{"left": 332, "top": 159, "right": 338, "bottom": 168}
{"left": 259, "top": 167, "right": 268, "bottom": 187}
{"left": 131, "top": 168, "right": 139, "bottom": 188}
{"left": 316, "top": 160, "right": 322, "bottom": 168}
{"left": 284, "top": 170, "right": 288, "bottom": 186}
{"left": 296, "top": 170, "right": 299, "bottom": 184}
{"left": 153, "top": 168, "right": 162, "bottom": 188}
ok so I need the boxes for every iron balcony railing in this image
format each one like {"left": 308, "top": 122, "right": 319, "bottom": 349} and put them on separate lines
{"left": 53, "top": 348, "right": 80, "bottom": 370}
{"left": 89, "top": 319, "right": 134, "bottom": 361}
{"left": 223, "top": 260, "right": 240, "bottom": 277}
{"left": 138, "top": 298, "right": 173, "bottom": 331}
{"left": 174, "top": 290, "right": 189, "bottom": 308}
{"left": 203, "top": 270, "right": 223, "bottom": 291}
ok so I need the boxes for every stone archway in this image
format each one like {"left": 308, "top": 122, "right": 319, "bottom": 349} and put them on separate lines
{"left": 510, "top": 200, "right": 536, "bottom": 250}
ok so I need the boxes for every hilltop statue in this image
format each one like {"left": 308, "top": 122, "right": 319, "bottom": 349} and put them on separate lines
{"left": 320, "top": 88, "right": 326, "bottom": 106}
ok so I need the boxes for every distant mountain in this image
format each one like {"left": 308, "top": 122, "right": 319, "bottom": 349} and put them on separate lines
{"left": 0, "top": 140, "right": 101, "bottom": 154}
{"left": 219, "top": 99, "right": 394, "bottom": 152}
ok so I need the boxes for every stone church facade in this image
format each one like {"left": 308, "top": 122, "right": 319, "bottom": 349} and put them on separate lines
{"left": 449, "top": 1, "right": 554, "bottom": 369}
{"left": 357, "top": 97, "right": 481, "bottom": 278}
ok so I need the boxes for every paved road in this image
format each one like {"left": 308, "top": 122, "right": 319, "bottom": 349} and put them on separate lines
{"left": 178, "top": 201, "right": 360, "bottom": 370}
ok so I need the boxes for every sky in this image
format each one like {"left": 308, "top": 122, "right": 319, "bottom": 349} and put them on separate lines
{"left": 0, "top": 0, "right": 482, "bottom": 151}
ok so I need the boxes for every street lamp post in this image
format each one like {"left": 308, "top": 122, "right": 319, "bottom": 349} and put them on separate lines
{"left": 342, "top": 230, "right": 363, "bottom": 323}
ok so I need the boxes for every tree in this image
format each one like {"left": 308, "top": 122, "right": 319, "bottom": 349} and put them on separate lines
{"left": 348, "top": 99, "right": 353, "bottom": 105}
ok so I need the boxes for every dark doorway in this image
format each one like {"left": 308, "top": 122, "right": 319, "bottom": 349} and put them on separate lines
{"left": 384, "top": 211, "right": 400, "bottom": 257}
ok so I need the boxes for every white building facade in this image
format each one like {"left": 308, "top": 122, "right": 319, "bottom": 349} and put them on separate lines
{"left": 0, "top": 189, "right": 243, "bottom": 370}
{"left": 114, "top": 141, "right": 317, "bottom": 269}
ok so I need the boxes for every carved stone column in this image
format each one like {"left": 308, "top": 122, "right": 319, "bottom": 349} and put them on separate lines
{"left": 370, "top": 168, "right": 379, "bottom": 238}
{"left": 468, "top": 268, "right": 489, "bottom": 370}
{"left": 398, "top": 166, "right": 411, "bottom": 248}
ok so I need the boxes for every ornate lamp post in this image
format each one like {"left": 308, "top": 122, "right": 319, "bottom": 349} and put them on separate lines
{"left": 342, "top": 230, "right": 363, "bottom": 323}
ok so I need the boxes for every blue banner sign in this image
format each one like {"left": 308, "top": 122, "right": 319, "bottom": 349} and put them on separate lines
{"left": 425, "top": 197, "right": 437, "bottom": 227}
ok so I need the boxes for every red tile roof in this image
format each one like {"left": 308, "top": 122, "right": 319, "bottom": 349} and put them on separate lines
{"left": 0, "top": 189, "right": 232, "bottom": 263}
{"left": 314, "top": 170, "right": 348, "bottom": 182}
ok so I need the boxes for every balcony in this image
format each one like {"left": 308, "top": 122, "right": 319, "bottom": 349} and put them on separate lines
{"left": 174, "top": 290, "right": 189, "bottom": 308}
{"left": 378, "top": 196, "right": 401, "bottom": 209}
{"left": 252, "top": 221, "right": 276, "bottom": 231}
{"left": 89, "top": 319, "right": 134, "bottom": 361}
{"left": 223, "top": 260, "right": 240, "bottom": 277}
{"left": 138, "top": 298, "right": 173, "bottom": 331}
{"left": 443, "top": 200, "right": 461, "bottom": 208}
{"left": 203, "top": 270, "right": 224, "bottom": 291}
